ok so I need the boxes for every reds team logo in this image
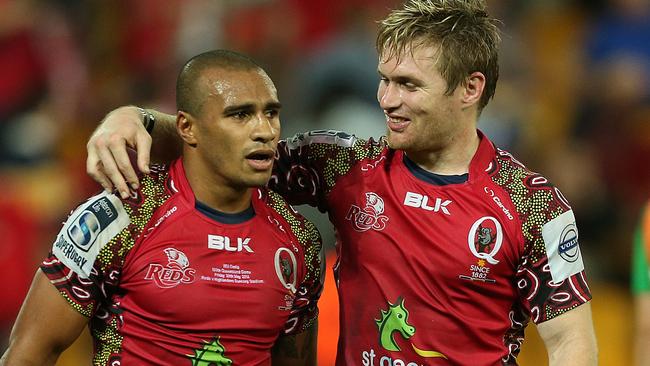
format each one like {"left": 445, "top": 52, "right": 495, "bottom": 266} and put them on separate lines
{"left": 345, "top": 192, "right": 389, "bottom": 232}
{"left": 144, "top": 248, "right": 196, "bottom": 288}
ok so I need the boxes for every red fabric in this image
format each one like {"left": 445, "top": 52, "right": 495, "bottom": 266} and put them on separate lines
{"left": 0, "top": 200, "right": 38, "bottom": 327}
{"left": 0, "top": 31, "right": 46, "bottom": 118}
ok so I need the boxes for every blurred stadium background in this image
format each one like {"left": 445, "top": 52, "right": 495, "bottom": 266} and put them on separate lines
{"left": 0, "top": 0, "right": 648, "bottom": 364}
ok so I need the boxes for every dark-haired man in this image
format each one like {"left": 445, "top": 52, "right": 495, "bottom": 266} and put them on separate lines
{"left": 1, "top": 50, "right": 322, "bottom": 365}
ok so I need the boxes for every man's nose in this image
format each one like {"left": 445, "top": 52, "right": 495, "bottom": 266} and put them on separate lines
{"left": 378, "top": 82, "right": 401, "bottom": 110}
{"left": 251, "top": 114, "right": 278, "bottom": 142}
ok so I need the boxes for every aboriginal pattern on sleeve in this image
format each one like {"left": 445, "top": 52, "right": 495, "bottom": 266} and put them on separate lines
{"left": 40, "top": 164, "right": 172, "bottom": 364}
{"left": 264, "top": 189, "right": 324, "bottom": 334}
{"left": 489, "top": 149, "right": 592, "bottom": 325}
{"left": 271, "top": 130, "right": 386, "bottom": 210}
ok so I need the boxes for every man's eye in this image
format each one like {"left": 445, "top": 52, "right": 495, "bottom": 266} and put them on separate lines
{"left": 265, "top": 110, "right": 279, "bottom": 118}
{"left": 402, "top": 82, "right": 417, "bottom": 91}
{"left": 232, "top": 111, "right": 249, "bottom": 119}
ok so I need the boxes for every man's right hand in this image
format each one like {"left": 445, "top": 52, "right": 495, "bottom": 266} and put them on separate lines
{"left": 86, "top": 106, "right": 152, "bottom": 199}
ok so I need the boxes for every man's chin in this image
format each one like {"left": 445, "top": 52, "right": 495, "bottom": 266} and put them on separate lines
{"left": 244, "top": 172, "right": 273, "bottom": 188}
{"left": 386, "top": 134, "right": 407, "bottom": 150}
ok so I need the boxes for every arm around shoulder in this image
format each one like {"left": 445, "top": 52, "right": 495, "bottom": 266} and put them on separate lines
{"left": 86, "top": 105, "right": 180, "bottom": 199}
{"left": 537, "top": 301, "right": 598, "bottom": 366}
{"left": 0, "top": 270, "right": 88, "bottom": 366}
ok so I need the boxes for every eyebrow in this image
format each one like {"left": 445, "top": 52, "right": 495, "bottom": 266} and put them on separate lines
{"left": 223, "top": 102, "right": 282, "bottom": 115}
{"left": 378, "top": 70, "right": 422, "bottom": 86}
{"left": 379, "top": 69, "right": 418, "bottom": 80}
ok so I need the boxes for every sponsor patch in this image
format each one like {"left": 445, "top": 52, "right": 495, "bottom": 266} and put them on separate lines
{"left": 53, "top": 192, "right": 130, "bottom": 278}
{"left": 542, "top": 210, "right": 584, "bottom": 283}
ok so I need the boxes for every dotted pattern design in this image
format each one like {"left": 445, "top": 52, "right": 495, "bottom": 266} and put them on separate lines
{"left": 273, "top": 132, "right": 386, "bottom": 209}
{"left": 40, "top": 165, "right": 172, "bottom": 365}
{"left": 264, "top": 189, "right": 324, "bottom": 334}
{"left": 489, "top": 149, "right": 592, "bottom": 364}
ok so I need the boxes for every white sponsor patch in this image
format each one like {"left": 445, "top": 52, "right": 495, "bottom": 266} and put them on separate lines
{"left": 542, "top": 210, "right": 584, "bottom": 284}
{"left": 53, "top": 191, "right": 130, "bottom": 278}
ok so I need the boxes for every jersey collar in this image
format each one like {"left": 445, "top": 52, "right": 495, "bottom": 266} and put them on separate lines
{"left": 170, "top": 159, "right": 258, "bottom": 224}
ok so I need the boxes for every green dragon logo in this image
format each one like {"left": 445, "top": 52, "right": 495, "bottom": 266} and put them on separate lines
{"left": 376, "top": 296, "right": 415, "bottom": 351}
{"left": 376, "top": 297, "right": 447, "bottom": 359}
{"left": 189, "top": 337, "right": 233, "bottom": 366}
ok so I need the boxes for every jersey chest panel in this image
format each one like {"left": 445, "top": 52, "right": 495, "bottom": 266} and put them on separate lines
{"left": 116, "top": 200, "right": 301, "bottom": 363}
{"left": 329, "top": 161, "right": 525, "bottom": 365}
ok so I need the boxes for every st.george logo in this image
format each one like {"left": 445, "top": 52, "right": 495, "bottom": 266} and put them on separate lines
{"left": 144, "top": 248, "right": 196, "bottom": 288}
{"left": 189, "top": 336, "right": 232, "bottom": 366}
{"left": 375, "top": 298, "right": 447, "bottom": 358}
{"left": 346, "top": 192, "right": 389, "bottom": 232}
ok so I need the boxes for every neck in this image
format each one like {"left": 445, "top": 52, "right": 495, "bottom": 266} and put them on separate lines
{"left": 182, "top": 155, "right": 252, "bottom": 214}
{"left": 405, "top": 127, "right": 480, "bottom": 175}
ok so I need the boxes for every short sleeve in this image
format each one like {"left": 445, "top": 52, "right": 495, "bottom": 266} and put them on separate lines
{"left": 40, "top": 191, "right": 131, "bottom": 317}
{"left": 515, "top": 196, "right": 592, "bottom": 324}
{"left": 271, "top": 130, "right": 384, "bottom": 211}
{"left": 279, "top": 210, "right": 324, "bottom": 335}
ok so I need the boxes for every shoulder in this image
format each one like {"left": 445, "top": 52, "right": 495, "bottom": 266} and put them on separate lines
{"left": 53, "top": 164, "right": 174, "bottom": 278}
{"left": 120, "top": 163, "right": 174, "bottom": 220}
{"left": 53, "top": 191, "right": 132, "bottom": 278}
{"left": 261, "top": 189, "right": 322, "bottom": 253}
{"left": 489, "top": 148, "right": 582, "bottom": 271}
{"left": 489, "top": 148, "right": 572, "bottom": 219}
{"left": 282, "top": 130, "right": 387, "bottom": 158}
{"left": 263, "top": 189, "right": 321, "bottom": 237}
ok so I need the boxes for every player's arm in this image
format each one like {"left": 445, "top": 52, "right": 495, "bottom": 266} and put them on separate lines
{"left": 536, "top": 302, "right": 598, "bottom": 366}
{"left": 271, "top": 321, "right": 318, "bottom": 366}
{"left": 86, "top": 105, "right": 180, "bottom": 199}
{"left": 0, "top": 270, "right": 88, "bottom": 366}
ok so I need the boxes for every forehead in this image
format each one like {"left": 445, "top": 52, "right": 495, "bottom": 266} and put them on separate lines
{"left": 201, "top": 68, "right": 278, "bottom": 107}
{"left": 378, "top": 42, "right": 441, "bottom": 76}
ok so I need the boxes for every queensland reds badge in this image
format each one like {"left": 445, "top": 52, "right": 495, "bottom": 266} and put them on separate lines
{"left": 275, "top": 247, "right": 298, "bottom": 311}
{"left": 459, "top": 217, "right": 503, "bottom": 284}
{"left": 274, "top": 247, "right": 298, "bottom": 293}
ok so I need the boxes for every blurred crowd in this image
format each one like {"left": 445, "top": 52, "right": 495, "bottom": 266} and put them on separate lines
{"left": 0, "top": 0, "right": 648, "bottom": 364}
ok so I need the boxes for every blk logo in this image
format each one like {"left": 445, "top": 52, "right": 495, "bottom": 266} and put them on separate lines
{"left": 403, "top": 192, "right": 452, "bottom": 215}
{"left": 208, "top": 235, "right": 253, "bottom": 253}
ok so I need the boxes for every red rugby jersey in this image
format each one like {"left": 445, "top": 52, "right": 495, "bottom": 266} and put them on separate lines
{"left": 271, "top": 130, "right": 591, "bottom": 366}
{"left": 41, "top": 159, "right": 323, "bottom": 365}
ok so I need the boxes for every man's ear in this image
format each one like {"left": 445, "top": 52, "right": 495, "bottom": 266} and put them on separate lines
{"left": 462, "top": 71, "right": 486, "bottom": 109}
{"left": 177, "top": 111, "right": 198, "bottom": 147}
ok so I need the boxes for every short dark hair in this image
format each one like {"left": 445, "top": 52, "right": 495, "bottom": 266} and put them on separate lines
{"left": 176, "top": 50, "right": 263, "bottom": 116}
{"left": 377, "top": 0, "right": 501, "bottom": 110}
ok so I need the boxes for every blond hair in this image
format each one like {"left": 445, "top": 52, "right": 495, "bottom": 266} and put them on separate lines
{"left": 377, "top": 0, "right": 501, "bottom": 110}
